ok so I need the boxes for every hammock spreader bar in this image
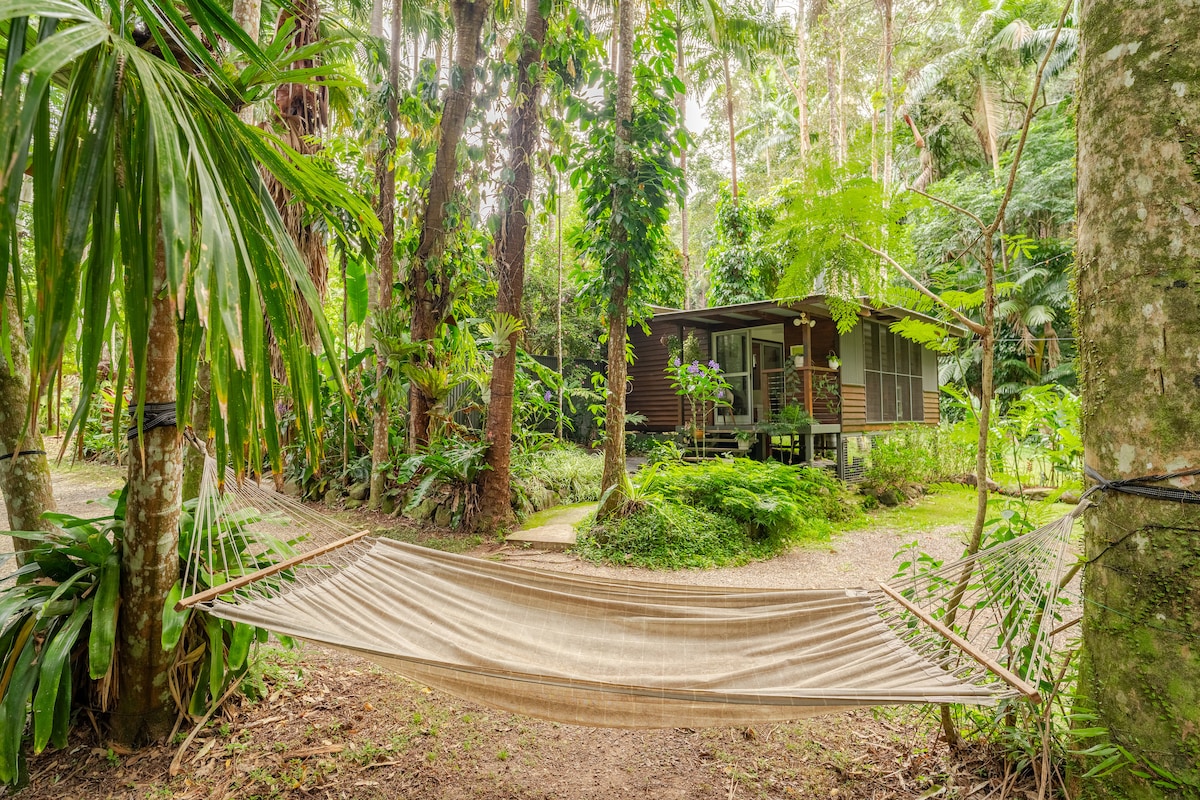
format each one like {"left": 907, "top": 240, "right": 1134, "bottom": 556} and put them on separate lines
{"left": 176, "top": 529, "right": 371, "bottom": 611}
{"left": 877, "top": 581, "right": 1040, "bottom": 701}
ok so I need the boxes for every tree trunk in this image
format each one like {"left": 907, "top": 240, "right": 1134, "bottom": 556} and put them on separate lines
{"left": 825, "top": 53, "right": 838, "bottom": 164}
{"left": 406, "top": 0, "right": 492, "bottom": 450}
{"left": 723, "top": 55, "right": 738, "bottom": 204}
{"left": 879, "top": 0, "right": 892, "bottom": 195}
{"left": 0, "top": 294, "right": 56, "bottom": 560}
{"left": 369, "top": 0, "right": 402, "bottom": 508}
{"left": 675, "top": 15, "right": 690, "bottom": 309}
{"left": 797, "top": 1, "right": 808, "bottom": 161}
{"left": 597, "top": 0, "right": 635, "bottom": 518}
{"left": 475, "top": 0, "right": 548, "bottom": 530}
{"left": 1075, "top": 3, "right": 1200, "bottom": 796}
{"left": 112, "top": 240, "right": 182, "bottom": 746}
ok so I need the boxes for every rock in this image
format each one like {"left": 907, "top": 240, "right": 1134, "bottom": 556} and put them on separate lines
{"left": 281, "top": 480, "right": 301, "bottom": 497}
{"left": 409, "top": 498, "right": 438, "bottom": 522}
{"left": 348, "top": 482, "right": 369, "bottom": 502}
{"left": 876, "top": 488, "right": 906, "bottom": 507}
{"left": 344, "top": 499, "right": 363, "bottom": 510}
{"left": 434, "top": 505, "right": 454, "bottom": 528}
{"left": 381, "top": 495, "right": 397, "bottom": 515}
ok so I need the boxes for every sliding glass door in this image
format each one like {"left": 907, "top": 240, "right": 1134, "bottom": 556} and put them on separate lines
{"left": 713, "top": 331, "right": 751, "bottom": 424}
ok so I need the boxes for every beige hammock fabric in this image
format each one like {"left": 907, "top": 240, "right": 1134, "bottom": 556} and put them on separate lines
{"left": 207, "top": 537, "right": 1012, "bottom": 728}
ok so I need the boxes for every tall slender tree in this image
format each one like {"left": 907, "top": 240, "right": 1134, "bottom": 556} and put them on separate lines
{"left": 406, "top": 0, "right": 493, "bottom": 449}
{"left": 475, "top": 0, "right": 549, "bottom": 528}
{"left": 369, "top": 0, "right": 403, "bottom": 508}
{"left": 1075, "top": 2, "right": 1200, "bottom": 796}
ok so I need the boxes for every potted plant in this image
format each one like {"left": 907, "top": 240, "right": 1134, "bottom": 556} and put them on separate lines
{"left": 827, "top": 352, "right": 841, "bottom": 370}
{"left": 734, "top": 429, "right": 757, "bottom": 451}
{"left": 665, "top": 356, "right": 732, "bottom": 458}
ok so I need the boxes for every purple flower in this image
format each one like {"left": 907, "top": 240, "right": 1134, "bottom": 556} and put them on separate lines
{"left": 544, "top": 390, "right": 554, "bottom": 402}
{"left": 672, "top": 357, "right": 681, "bottom": 367}
{"left": 708, "top": 360, "right": 719, "bottom": 370}
{"left": 716, "top": 390, "right": 725, "bottom": 399}
{"left": 687, "top": 364, "right": 700, "bottom": 375}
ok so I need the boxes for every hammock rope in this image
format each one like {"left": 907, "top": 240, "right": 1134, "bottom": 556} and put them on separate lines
{"left": 177, "top": 456, "right": 1080, "bottom": 728}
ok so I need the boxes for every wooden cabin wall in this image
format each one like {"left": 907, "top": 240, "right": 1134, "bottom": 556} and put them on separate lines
{"left": 626, "top": 321, "right": 712, "bottom": 432}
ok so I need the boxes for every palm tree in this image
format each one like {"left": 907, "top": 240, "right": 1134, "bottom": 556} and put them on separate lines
{"left": 0, "top": 0, "right": 374, "bottom": 743}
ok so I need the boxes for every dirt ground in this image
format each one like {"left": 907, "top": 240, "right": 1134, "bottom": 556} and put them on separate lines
{"left": 4, "top": 465, "right": 1045, "bottom": 800}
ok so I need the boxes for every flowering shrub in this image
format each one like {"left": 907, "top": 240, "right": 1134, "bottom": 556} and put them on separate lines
{"left": 665, "top": 357, "right": 732, "bottom": 443}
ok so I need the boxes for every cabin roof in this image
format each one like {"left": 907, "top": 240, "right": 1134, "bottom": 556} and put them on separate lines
{"left": 644, "top": 296, "right": 969, "bottom": 338}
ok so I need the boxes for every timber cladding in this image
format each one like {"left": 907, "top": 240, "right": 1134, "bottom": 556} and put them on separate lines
{"left": 626, "top": 320, "right": 710, "bottom": 430}
{"left": 841, "top": 384, "right": 867, "bottom": 429}
{"left": 923, "top": 391, "right": 939, "bottom": 424}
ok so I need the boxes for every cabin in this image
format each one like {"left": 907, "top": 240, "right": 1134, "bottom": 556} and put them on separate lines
{"left": 626, "top": 297, "right": 965, "bottom": 480}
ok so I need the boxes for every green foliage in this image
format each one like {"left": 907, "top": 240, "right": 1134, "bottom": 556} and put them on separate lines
{"left": 862, "top": 427, "right": 943, "bottom": 498}
{"left": 0, "top": 1, "right": 378, "bottom": 478}
{"left": 579, "top": 459, "right": 857, "bottom": 569}
{"left": 0, "top": 490, "right": 279, "bottom": 783}
{"left": 509, "top": 446, "right": 604, "bottom": 517}
{"left": 704, "top": 190, "right": 781, "bottom": 305}
{"left": 665, "top": 355, "right": 732, "bottom": 435}
{"left": 577, "top": 502, "right": 765, "bottom": 569}
{"left": 772, "top": 158, "right": 923, "bottom": 332}
{"left": 571, "top": 10, "right": 686, "bottom": 323}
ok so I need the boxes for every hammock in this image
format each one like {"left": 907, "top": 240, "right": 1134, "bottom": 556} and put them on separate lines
{"left": 178, "top": 458, "right": 1078, "bottom": 728}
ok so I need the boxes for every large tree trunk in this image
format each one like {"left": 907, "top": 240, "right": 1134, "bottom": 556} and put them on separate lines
{"left": 369, "top": 0, "right": 402, "bottom": 508}
{"left": 597, "top": 0, "right": 635, "bottom": 518}
{"left": 406, "top": 0, "right": 492, "bottom": 450}
{"left": 1075, "top": 3, "right": 1200, "bottom": 797}
{"left": 475, "top": 0, "right": 548, "bottom": 530}
{"left": 0, "top": 294, "right": 56, "bottom": 560}
{"left": 113, "top": 241, "right": 182, "bottom": 746}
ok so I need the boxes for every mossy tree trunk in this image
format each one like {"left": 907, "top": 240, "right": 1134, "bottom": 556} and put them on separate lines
{"left": 0, "top": 294, "right": 56, "bottom": 558}
{"left": 475, "top": 0, "right": 548, "bottom": 530}
{"left": 112, "top": 242, "right": 182, "bottom": 745}
{"left": 1075, "top": 2, "right": 1200, "bottom": 796}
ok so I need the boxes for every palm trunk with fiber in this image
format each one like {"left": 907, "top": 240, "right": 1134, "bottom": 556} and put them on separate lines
{"left": 113, "top": 241, "right": 182, "bottom": 745}
{"left": 722, "top": 55, "right": 738, "bottom": 203}
{"left": 1075, "top": 2, "right": 1200, "bottom": 795}
{"left": 406, "top": 0, "right": 492, "bottom": 450}
{"left": 475, "top": 0, "right": 548, "bottom": 529}
{"left": 0, "top": 295, "right": 56, "bottom": 560}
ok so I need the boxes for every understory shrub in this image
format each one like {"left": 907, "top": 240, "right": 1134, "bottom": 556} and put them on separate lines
{"left": 651, "top": 458, "right": 858, "bottom": 539}
{"left": 577, "top": 503, "right": 771, "bottom": 569}
{"left": 577, "top": 458, "right": 859, "bottom": 569}
{"left": 510, "top": 446, "right": 604, "bottom": 517}
{"left": 862, "top": 426, "right": 943, "bottom": 503}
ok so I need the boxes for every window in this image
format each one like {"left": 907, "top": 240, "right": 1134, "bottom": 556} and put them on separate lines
{"left": 863, "top": 322, "right": 925, "bottom": 423}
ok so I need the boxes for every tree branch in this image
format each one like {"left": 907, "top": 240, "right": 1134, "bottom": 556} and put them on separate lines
{"left": 988, "top": 0, "right": 1072, "bottom": 236}
{"left": 844, "top": 234, "right": 987, "bottom": 336}
{"left": 907, "top": 185, "right": 986, "bottom": 230}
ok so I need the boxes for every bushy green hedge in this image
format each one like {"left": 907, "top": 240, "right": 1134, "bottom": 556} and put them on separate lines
{"left": 510, "top": 446, "right": 604, "bottom": 517}
{"left": 577, "top": 458, "right": 859, "bottom": 569}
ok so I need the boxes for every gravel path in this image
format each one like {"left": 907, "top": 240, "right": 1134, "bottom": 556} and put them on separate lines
{"left": 488, "top": 518, "right": 973, "bottom": 590}
{"left": 0, "top": 457, "right": 124, "bottom": 579}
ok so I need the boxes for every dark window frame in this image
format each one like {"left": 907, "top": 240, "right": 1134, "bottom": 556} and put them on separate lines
{"left": 863, "top": 321, "right": 925, "bottom": 423}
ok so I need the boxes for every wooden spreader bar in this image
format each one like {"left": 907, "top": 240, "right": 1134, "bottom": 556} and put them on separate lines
{"left": 176, "top": 530, "right": 372, "bottom": 611}
{"left": 877, "top": 581, "right": 1042, "bottom": 702}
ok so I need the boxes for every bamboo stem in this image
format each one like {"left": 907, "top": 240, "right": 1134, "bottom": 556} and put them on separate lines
{"left": 176, "top": 530, "right": 371, "bottom": 610}
{"left": 877, "top": 582, "right": 1041, "bottom": 701}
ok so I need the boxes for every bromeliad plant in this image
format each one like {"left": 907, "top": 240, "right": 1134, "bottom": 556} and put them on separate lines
{"left": 0, "top": 491, "right": 282, "bottom": 784}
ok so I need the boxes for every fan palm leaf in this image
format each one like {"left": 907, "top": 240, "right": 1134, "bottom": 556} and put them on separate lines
{"left": 0, "top": 0, "right": 378, "bottom": 474}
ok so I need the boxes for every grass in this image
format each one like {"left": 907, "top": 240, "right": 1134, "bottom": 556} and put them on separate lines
{"left": 836, "top": 483, "right": 1077, "bottom": 538}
